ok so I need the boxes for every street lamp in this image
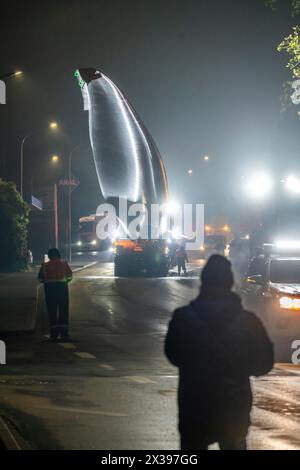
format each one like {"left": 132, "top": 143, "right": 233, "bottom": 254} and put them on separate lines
{"left": 49, "top": 121, "right": 58, "bottom": 130}
{"left": 51, "top": 155, "right": 60, "bottom": 164}
{"left": 20, "top": 122, "right": 59, "bottom": 198}
{"left": 203, "top": 155, "right": 210, "bottom": 161}
{"left": 30, "top": 154, "right": 61, "bottom": 194}
{"left": 188, "top": 169, "right": 193, "bottom": 175}
{"left": 0, "top": 70, "right": 23, "bottom": 80}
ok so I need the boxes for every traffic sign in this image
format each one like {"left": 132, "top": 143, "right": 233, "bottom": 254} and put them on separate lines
{"left": 58, "top": 176, "right": 80, "bottom": 194}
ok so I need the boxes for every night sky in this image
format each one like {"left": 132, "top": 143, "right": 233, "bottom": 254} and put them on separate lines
{"left": 1, "top": 0, "right": 299, "bottom": 226}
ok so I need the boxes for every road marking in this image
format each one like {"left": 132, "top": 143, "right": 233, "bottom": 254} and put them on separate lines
{"left": 98, "top": 363, "right": 115, "bottom": 370}
{"left": 159, "top": 375, "right": 178, "bottom": 379}
{"left": 79, "top": 275, "right": 115, "bottom": 280}
{"left": 78, "top": 275, "right": 199, "bottom": 280}
{"left": 37, "top": 406, "right": 127, "bottom": 417}
{"left": 96, "top": 332, "right": 163, "bottom": 337}
{"left": 72, "top": 261, "right": 98, "bottom": 273}
{"left": 74, "top": 352, "right": 96, "bottom": 359}
{"left": 0, "top": 417, "right": 22, "bottom": 450}
{"left": 125, "top": 376, "right": 156, "bottom": 384}
{"left": 59, "top": 343, "right": 77, "bottom": 349}
{"left": 166, "top": 275, "right": 199, "bottom": 280}
{"left": 158, "top": 389, "right": 177, "bottom": 397}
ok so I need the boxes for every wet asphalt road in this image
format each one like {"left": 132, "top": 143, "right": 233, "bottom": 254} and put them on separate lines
{"left": 0, "top": 253, "right": 300, "bottom": 450}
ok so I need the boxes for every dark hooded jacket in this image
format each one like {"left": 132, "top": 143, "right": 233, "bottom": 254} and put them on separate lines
{"left": 165, "top": 289, "right": 274, "bottom": 442}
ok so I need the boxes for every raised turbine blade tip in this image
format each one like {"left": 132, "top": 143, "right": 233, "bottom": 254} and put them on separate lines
{"left": 74, "top": 68, "right": 102, "bottom": 87}
{"left": 74, "top": 68, "right": 102, "bottom": 111}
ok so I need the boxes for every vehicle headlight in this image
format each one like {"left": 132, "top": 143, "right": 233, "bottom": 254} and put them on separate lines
{"left": 77, "top": 241, "right": 82, "bottom": 246}
{"left": 279, "top": 296, "right": 300, "bottom": 310}
{"left": 91, "top": 239, "right": 97, "bottom": 246}
{"left": 200, "top": 245, "right": 205, "bottom": 252}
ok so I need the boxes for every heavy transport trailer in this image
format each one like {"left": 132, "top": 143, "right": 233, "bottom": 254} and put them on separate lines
{"left": 75, "top": 68, "right": 172, "bottom": 276}
{"left": 113, "top": 239, "right": 170, "bottom": 277}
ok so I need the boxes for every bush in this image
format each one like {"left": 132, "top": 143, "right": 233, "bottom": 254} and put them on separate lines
{"left": 0, "top": 179, "right": 29, "bottom": 271}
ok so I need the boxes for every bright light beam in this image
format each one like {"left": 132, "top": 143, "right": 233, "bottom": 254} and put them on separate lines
{"left": 285, "top": 176, "right": 300, "bottom": 194}
{"left": 244, "top": 173, "right": 273, "bottom": 201}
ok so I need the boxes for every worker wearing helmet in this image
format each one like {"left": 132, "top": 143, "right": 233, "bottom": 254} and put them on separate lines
{"left": 38, "top": 248, "right": 73, "bottom": 342}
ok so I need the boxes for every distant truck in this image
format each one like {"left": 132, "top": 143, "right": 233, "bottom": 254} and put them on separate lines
{"left": 75, "top": 214, "right": 110, "bottom": 252}
{"left": 199, "top": 223, "right": 232, "bottom": 259}
{"left": 113, "top": 239, "right": 170, "bottom": 277}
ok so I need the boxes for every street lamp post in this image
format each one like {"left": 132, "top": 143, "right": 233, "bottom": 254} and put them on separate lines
{"left": 68, "top": 145, "right": 81, "bottom": 264}
{"left": 20, "top": 122, "right": 58, "bottom": 199}
{"left": 20, "top": 134, "right": 30, "bottom": 199}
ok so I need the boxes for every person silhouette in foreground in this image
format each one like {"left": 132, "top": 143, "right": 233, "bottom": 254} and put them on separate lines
{"left": 165, "top": 254, "right": 274, "bottom": 450}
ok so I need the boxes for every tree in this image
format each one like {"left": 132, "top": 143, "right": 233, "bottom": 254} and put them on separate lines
{"left": 264, "top": 1, "right": 300, "bottom": 109}
{"left": 0, "top": 179, "right": 29, "bottom": 271}
{"left": 264, "top": 0, "right": 300, "bottom": 16}
{"left": 277, "top": 26, "right": 300, "bottom": 79}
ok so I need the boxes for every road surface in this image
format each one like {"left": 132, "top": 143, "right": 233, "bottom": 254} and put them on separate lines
{"left": 0, "top": 253, "right": 300, "bottom": 450}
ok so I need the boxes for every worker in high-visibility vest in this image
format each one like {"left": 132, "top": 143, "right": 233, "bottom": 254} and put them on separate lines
{"left": 38, "top": 248, "right": 73, "bottom": 342}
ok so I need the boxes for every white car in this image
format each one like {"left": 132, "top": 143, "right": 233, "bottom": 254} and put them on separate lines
{"left": 242, "top": 255, "right": 300, "bottom": 361}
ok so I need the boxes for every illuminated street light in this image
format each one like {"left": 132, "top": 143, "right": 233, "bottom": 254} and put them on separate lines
{"left": 188, "top": 169, "right": 193, "bottom": 175}
{"left": 51, "top": 155, "right": 60, "bottom": 164}
{"left": 49, "top": 121, "right": 58, "bottom": 130}
{"left": 0, "top": 70, "right": 23, "bottom": 80}
{"left": 243, "top": 173, "right": 273, "bottom": 201}
{"left": 203, "top": 155, "right": 210, "bottom": 161}
{"left": 223, "top": 225, "right": 230, "bottom": 232}
{"left": 205, "top": 225, "right": 212, "bottom": 232}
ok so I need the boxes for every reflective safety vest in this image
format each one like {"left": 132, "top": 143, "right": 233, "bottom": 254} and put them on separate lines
{"left": 38, "top": 258, "right": 73, "bottom": 284}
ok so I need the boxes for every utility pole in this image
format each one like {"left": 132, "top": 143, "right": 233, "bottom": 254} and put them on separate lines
{"left": 54, "top": 184, "right": 59, "bottom": 249}
{"left": 68, "top": 145, "right": 81, "bottom": 264}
